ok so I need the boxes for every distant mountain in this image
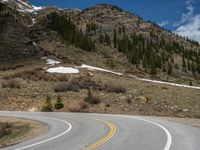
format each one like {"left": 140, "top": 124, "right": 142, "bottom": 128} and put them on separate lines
{"left": 1, "top": 0, "right": 200, "bottom": 80}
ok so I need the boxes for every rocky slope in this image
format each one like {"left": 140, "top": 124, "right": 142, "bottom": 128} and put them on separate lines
{"left": 1, "top": 0, "right": 200, "bottom": 83}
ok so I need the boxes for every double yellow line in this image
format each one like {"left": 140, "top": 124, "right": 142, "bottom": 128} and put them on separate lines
{"left": 84, "top": 119, "right": 117, "bottom": 150}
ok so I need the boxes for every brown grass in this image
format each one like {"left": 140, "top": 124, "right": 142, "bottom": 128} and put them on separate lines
{"left": 3, "top": 68, "right": 69, "bottom": 82}
{"left": 69, "top": 101, "right": 88, "bottom": 112}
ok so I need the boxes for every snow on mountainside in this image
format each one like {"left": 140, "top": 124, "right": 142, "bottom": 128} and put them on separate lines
{"left": 0, "top": 0, "right": 43, "bottom": 14}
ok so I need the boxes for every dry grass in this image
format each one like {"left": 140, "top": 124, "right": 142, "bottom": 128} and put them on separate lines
{"left": 0, "top": 117, "right": 48, "bottom": 148}
{"left": 0, "top": 64, "right": 200, "bottom": 118}
{"left": 0, "top": 121, "right": 30, "bottom": 148}
{"left": 3, "top": 68, "right": 69, "bottom": 82}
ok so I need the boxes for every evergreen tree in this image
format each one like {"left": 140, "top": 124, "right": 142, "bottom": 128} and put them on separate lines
{"left": 105, "top": 33, "right": 111, "bottom": 46}
{"left": 191, "top": 61, "right": 196, "bottom": 74}
{"left": 167, "top": 63, "right": 173, "bottom": 75}
{"left": 54, "top": 94, "right": 64, "bottom": 110}
{"left": 45, "top": 12, "right": 95, "bottom": 52}
{"left": 113, "top": 29, "right": 117, "bottom": 48}
{"left": 42, "top": 95, "right": 53, "bottom": 112}
{"left": 182, "top": 57, "right": 186, "bottom": 72}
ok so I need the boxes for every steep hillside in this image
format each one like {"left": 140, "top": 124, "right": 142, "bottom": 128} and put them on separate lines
{"left": 0, "top": 2, "right": 40, "bottom": 65}
{"left": 1, "top": 1, "right": 200, "bottom": 83}
{"left": 0, "top": 1, "right": 200, "bottom": 117}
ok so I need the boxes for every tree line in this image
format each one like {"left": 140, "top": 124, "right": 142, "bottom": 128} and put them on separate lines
{"left": 45, "top": 12, "right": 95, "bottom": 52}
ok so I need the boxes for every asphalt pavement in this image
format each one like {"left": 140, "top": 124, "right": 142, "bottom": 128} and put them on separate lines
{"left": 0, "top": 111, "right": 200, "bottom": 150}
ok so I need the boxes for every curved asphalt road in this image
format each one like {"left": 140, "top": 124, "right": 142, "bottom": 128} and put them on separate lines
{"left": 0, "top": 111, "right": 200, "bottom": 150}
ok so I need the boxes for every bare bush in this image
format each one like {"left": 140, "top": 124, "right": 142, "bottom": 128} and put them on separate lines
{"left": 0, "top": 122, "right": 13, "bottom": 138}
{"left": 85, "top": 89, "right": 101, "bottom": 104}
{"left": 106, "top": 84, "right": 126, "bottom": 93}
{"left": 2, "top": 79, "right": 21, "bottom": 89}
{"left": 54, "top": 83, "right": 79, "bottom": 92}
{"left": 69, "top": 101, "right": 88, "bottom": 112}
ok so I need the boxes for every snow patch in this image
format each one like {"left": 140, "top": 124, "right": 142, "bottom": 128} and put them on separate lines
{"left": 136, "top": 77, "right": 200, "bottom": 90}
{"left": 46, "top": 59, "right": 61, "bottom": 65}
{"left": 1, "top": 0, "right": 8, "bottom": 3}
{"left": 41, "top": 57, "right": 47, "bottom": 60}
{"left": 33, "top": 42, "right": 37, "bottom": 46}
{"left": 32, "top": 5, "right": 43, "bottom": 11}
{"left": 46, "top": 67, "right": 79, "bottom": 74}
{"left": 32, "top": 18, "right": 36, "bottom": 24}
{"left": 28, "top": 18, "right": 36, "bottom": 27}
{"left": 80, "top": 64, "right": 123, "bottom": 76}
{"left": 9, "top": 0, "right": 43, "bottom": 14}
{"left": 17, "top": 0, "right": 32, "bottom": 8}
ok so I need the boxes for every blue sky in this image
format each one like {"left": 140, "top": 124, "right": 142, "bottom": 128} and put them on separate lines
{"left": 30, "top": 0, "right": 200, "bottom": 42}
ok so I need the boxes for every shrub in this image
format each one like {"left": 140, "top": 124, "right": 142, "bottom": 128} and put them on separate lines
{"left": 42, "top": 95, "right": 53, "bottom": 112}
{"left": 54, "top": 83, "right": 69, "bottom": 92}
{"left": 69, "top": 101, "right": 88, "bottom": 112}
{"left": 53, "top": 78, "right": 126, "bottom": 94}
{"left": 106, "top": 84, "right": 126, "bottom": 93}
{"left": 54, "top": 95, "right": 64, "bottom": 109}
{"left": 85, "top": 88, "right": 93, "bottom": 102}
{"left": 126, "top": 97, "right": 132, "bottom": 104}
{"left": 85, "top": 89, "right": 101, "bottom": 104}
{"left": 0, "top": 122, "right": 13, "bottom": 138}
{"left": 79, "top": 101, "right": 88, "bottom": 109}
{"left": 1, "top": 79, "right": 21, "bottom": 89}
{"left": 54, "top": 83, "right": 79, "bottom": 92}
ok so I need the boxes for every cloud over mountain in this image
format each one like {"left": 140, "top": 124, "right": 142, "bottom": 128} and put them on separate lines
{"left": 175, "top": 0, "right": 200, "bottom": 42}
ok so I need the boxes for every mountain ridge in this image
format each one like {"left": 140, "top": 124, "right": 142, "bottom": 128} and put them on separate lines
{"left": 1, "top": 0, "right": 200, "bottom": 82}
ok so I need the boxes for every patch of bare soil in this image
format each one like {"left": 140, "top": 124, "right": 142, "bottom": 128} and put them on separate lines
{"left": 0, "top": 117, "right": 48, "bottom": 148}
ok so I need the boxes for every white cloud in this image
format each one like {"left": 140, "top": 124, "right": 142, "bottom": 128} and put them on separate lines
{"left": 175, "top": 0, "right": 200, "bottom": 42}
{"left": 158, "top": 21, "right": 169, "bottom": 27}
{"left": 176, "top": 15, "right": 200, "bottom": 42}
{"left": 173, "top": 1, "right": 194, "bottom": 27}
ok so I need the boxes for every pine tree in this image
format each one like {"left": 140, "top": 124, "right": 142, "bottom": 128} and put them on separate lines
{"left": 99, "top": 33, "right": 104, "bottom": 43}
{"left": 191, "top": 61, "right": 196, "bottom": 74}
{"left": 167, "top": 63, "right": 172, "bottom": 75}
{"left": 113, "top": 29, "right": 117, "bottom": 48}
{"left": 105, "top": 33, "right": 111, "bottom": 46}
{"left": 42, "top": 95, "right": 53, "bottom": 112}
{"left": 182, "top": 57, "right": 186, "bottom": 72}
{"left": 54, "top": 94, "right": 64, "bottom": 110}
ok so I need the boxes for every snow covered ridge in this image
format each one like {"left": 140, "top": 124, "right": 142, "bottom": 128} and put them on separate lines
{"left": 1, "top": 0, "right": 43, "bottom": 14}
{"left": 46, "top": 67, "right": 79, "bottom": 74}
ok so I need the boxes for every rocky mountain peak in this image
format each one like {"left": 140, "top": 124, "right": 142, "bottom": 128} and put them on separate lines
{"left": 0, "top": 0, "right": 42, "bottom": 14}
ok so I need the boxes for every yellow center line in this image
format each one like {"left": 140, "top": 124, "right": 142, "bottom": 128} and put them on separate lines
{"left": 84, "top": 119, "right": 117, "bottom": 150}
